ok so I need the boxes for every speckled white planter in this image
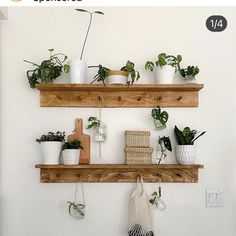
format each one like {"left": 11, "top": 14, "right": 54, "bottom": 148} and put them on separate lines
{"left": 175, "top": 145, "right": 197, "bottom": 164}
{"left": 41, "top": 141, "right": 62, "bottom": 164}
{"left": 63, "top": 149, "right": 80, "bottom": 165}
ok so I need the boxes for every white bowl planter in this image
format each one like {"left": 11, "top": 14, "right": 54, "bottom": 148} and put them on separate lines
{"left": 69, "top": 59, "right": 87, "bottom": 84}
{"left": 63, "top": 149, "right": 80, "bottom": 165}
{"left": 41, "top": 141, "right": 62, "bottom": 164}
{"left": 176, "top": 145, "right": 197, "bottom": 164}
{"left": 155, "top": 65, "right": 175, "bottom": 84}
{"left": 106, "top": 70, "right": 128, "bottom": 84}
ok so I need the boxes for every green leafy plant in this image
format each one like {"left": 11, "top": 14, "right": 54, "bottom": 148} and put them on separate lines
{"left": 63, "top": 140, "right": 83, "bottom": 150}
{"left": 157, "top": 136, "right": 172, "bottom": 164}
{"left": 75, "top": 9, "right": 104, "bottom": 60}
{"left": 151, "top": 106, "right": 169, "bottom": 126}
{"left": 67, "top": 201, "right": 85, "bottom": 218}
{"left": 179, "top": 66, "right": 200, "bottom": 79}
{"left": 36, "top": 131, "right": 65, "bottom": 143}
{"left": 87, "top": 117, "right": 101, "bottom": 129}
{"left": 24, "top": 49, "right": 69, "bottom": 88}
{"left": 145, "top": 53, "right": 182, "bottom": 72}
{"left": 149, "top": 191, "right": 159, "bottom": 207}
{"left": 90, "top": 60, "right": 140, "bottom": 85}
{"left": 174, "top": 126, "right": 206, "bottom": 145}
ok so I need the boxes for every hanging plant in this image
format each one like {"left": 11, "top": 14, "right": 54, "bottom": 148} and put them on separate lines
{"left": 87, "top": 116, "right": 107, "bottom": 142}
{"left": 151, "top": 106, "right": 169, "bottom": 130}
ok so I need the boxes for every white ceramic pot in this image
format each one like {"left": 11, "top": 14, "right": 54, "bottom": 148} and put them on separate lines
{"left": 41, "top": 141, "right": 62, "bottom": 164}
{"left": 106, "top": 70, "right": 128, "bottom": 84}
{"left": 63, "top": 149, "right": 80, "bottom": 165}
{"left": 175, "top": 145, "right": 197, "bottom": 164}
{"left": 155, "top": 65, "right": 175, "bottom": 84}
{"left": 69, "top": 59, "right": 87, "bottom": 84}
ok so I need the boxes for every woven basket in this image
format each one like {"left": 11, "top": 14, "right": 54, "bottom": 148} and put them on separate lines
{"left": 125, "top": 147, "right": 153, "bottom": 164}
{"left": 125, "top": 131, "right": 150, "bottom": 147}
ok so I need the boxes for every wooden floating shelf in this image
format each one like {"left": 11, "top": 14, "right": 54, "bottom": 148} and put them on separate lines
{"left": 36, "top": 83, "right": 204, "bottom": 108}
{"left": 35, "top": 164, "right": 204, "bottom": 183}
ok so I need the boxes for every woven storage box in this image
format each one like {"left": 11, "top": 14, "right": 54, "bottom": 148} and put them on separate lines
{"left": 125, "top": 147, "right": 153, "bottom": 164}
{"left": 125, "top": 131, "right": 150, "bottom": 147}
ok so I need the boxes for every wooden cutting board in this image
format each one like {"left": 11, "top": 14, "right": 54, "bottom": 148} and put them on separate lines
{"left": 67, "top": 118, "right": 90, "bottom": 164}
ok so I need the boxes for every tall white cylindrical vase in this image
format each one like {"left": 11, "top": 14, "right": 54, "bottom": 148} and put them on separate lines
{"left": 155, "top": 65, "right": 175, "bottom": 84}
{"left": 69, "top": 59, "right": 87, "bottom": 84}
{"left": 41, "top": 141, "right": 62, "bottom": 164}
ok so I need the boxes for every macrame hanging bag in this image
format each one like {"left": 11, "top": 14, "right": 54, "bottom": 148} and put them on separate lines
{"left": 128, "top": 176, "right": 154, "bottom": 236}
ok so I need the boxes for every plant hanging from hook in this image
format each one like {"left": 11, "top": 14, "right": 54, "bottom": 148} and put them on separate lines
{"left": 87, "top": 116, "right": 107, "bottom": 142}
{"left": 75, "top": 9, "right": 104, "bottom": 60}
{"left": 149, "top": 186, "right": 166, "bottom": 211}
{"left": 67, "top": 182, "right": 86, "bottom": 220}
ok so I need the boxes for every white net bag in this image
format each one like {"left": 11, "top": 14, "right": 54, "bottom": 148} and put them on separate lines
{"left": 128, "top": 176, "right": 154, "bottom": 236}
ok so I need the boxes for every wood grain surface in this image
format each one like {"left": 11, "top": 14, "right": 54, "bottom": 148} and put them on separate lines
{"left": 35, "top": 164, "right": 204, "bottom": 183}
{"left": 36, "top": 84, "right": 204, "bottom": 108}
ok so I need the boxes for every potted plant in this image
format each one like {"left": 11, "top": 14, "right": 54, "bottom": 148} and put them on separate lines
{"left": 24, "top": 49, "right": 69, "bottom": 88}
{"left": 36, "top": 131, "right": 65, "bottom": 164}
{"left": 62, "top": 140, "right": 83, "bottom": 165}
{"left": 87, "top": 116, "right": 107, "bottom": 142}
{"left": 174, "top": 126, "right": 206, "bottom": 164}
{"left": 151, "top": 106, "right": 169, "bottom": 130}
{"left": 145, "top": 53, "right": 182, "bottom": 84}
{"left": 67, "top": 201, "right": 85, "bottom": 220}
{"left": 69, "top": 9, "right": 104, "bottom": 84}
{"left": 179, "top": 66, "right": 200, "bottom": 81}
{"left": 154, "top": 136, "right": 172, "bottom": 164}
{"left": 90, "top": 60, "right": 140, "bottom": 85}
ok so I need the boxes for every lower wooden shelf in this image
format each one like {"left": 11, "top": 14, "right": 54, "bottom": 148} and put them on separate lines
{"left": 35, "top": 164, "right": 204, "bottom": 183}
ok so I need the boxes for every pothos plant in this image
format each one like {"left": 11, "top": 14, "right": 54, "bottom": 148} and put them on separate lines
{"left": 24, "top": 49, "right": 70, "bottom": 88}
{"left": 90, "top": 60, "right": 140, "bottom": 85}
{"left": 151, "top": 106, "right": 169, "bottom": 129}
{"left": 145, "top": 53, "right": 182, "bottom": 72}
{"left": 156, "top": 136, "right": 172, "bottom": 164}
{"left": 87, "top": 116, "right": 107, "bottom": 141}
{"left": 75, "top": 9, "right": 104, "bottom": 60}
{"left": 179, "top": 66, "right": 200, "bottom": 80}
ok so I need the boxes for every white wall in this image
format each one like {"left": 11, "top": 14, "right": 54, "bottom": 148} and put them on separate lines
{"left": 1, "top": 7, "right": 236, "bottom": 236}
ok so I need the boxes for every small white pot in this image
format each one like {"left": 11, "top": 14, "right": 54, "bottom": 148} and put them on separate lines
{"left": 41, "top": 142, "right": 62, "bottom": 164}
{"left": 155, "top": 65, "right": 175, "bottom": 84}
{"left": 69, "top": 59, "right": 87, "bottom": 84}
{"left": 176, "top": 145, "right": 197, "bottom": 164}
{"left": 63, "top": 149, "right": 80, "bottom": 165}
{"left": 106, "top": 70, "right": 128, "bottom": 84}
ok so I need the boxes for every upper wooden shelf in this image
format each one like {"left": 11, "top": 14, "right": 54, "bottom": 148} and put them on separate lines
{"left": 35, "top": 164, "right": 204, "bottom": 183}
{"left": 36, "top": 83, "right": 204, "bottom": 108}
